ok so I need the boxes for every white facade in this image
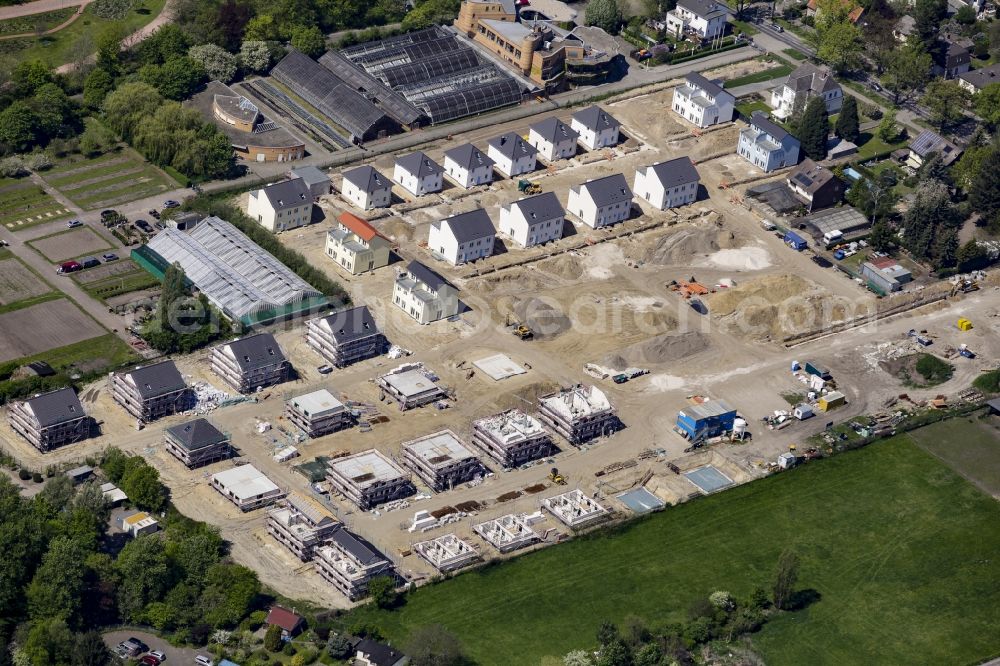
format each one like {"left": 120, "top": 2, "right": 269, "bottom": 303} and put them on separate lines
{"left": 528, "top": 121, "right": 578, "bottom": 161}
{"left": 498, "top": 193, "right": 564, "bottom": 247}
{"left": 566, "top": 174, "right": 633, "bottom": 229}
{"left": 666, "top": 0, "right": 728, "bottom": 39}
{"left": 738, "top": 114, "right": 801, "bottom": 173}
{"left": 393, "top": 153, "right": 443, "bottom": 196}
{"left": 340, "top": 166, "right": 392, "bottom": 211}
{"left": 634, "top": 160, "right": 700, "bottom": 210}
{"left": 393, "top": 262, "right": 461, "bottom": 324}
{"left": 443, "top": 145, "right": 494, "bottom": 188}
{"left": 427, "top": 211, "right": 496, "bottom": 266}
{"left": 672, "top": 75, "right": 735, "bottom": 128}
{"left": 770, "top": 64, "right": 843, "bottom": 121}
{"left": 487, "top": 135, "right": 537, "bottom": 178}
{"left": 247, "top": 185, "right": 311, "bottom": 233}
{"left": 571, "top": 116, "right": 619, "bottom": 151}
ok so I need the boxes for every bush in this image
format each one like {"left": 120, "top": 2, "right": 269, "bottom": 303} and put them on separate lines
{"left": 281, "top": 642, "right": 296, "bottom": 656}
{"left": 263, "top": 625, "right": 282, "bottom": 652}
{"left": 18, "top": 468, "right": 30, "bottom": 481}
{"left": 915, "top": 354, "right": 954, "bottom": 384}
{"left": 31, "top": 472, "right": 43, "bottom": 483}
{"left": 973, "top": 369, "right": 1000, "bottom": 394}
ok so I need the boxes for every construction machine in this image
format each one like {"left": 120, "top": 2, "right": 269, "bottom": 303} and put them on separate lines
{"left": 517, "top": 179, "right": 541, "bottom": 195}
{"left": 512, "top": 323, "right": 534, "bottom": 340}
{"left": 548, "top": 467, "right": 567, "bottom": 485}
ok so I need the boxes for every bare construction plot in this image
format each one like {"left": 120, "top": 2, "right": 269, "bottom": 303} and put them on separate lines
{"left": 0, "top": 299, "right": 105, "bottom": 362}
{"left": 29, "top": 228, "right": 112, "bottom": 263}
{"left": 0, "top": 258, "right": 50, "bottom": 305}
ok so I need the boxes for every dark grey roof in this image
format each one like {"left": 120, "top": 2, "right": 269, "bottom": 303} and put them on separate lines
{"left": 578, "top": 173, "right": 632, "bottom": 207}
{"left": 353, "top": 638, "right": 405, "bottom": 666}
{"left": 788, "top": 158, "right": 835, "bottom": 193}
{"left": 318, "top": 305, "right": 382, "bottom": 344}
{"left": 530, "top": 117, "right": 579, "bottom": 144}
{"left": 441, "top": 208, "right": 495, "bottom": 243}
{"left": 342, "top": 165, "right": 391, "bottom": 194}
{"left": 396, "top": 151, "right": 442, "bottom": 178}
{"left": 24, "top": 387, "right": 85, "bottom": 428}
{"left": 572, "top": 105, "right": 620, "bottom": 132}
{"left": 406, "top": 260, "right": 451, "bottom": 292}
{"left": 488, "top": 132, "right": 537, "bottom": 160}
{"left": 909, "top": 129, "right": 956, "bottom": 159}
{"left": 165, "top": 418, "right": 228, "bottom": 451}
{"left": 222, "top": 333, "right": 286, "bottom": 371}
{"left": 509, "top": 191, "right": 564, "bottom": 224}
{"left": 959, "top": 62, "right": 1000, "bottom": 89}
{"left": 648, "top": 157, "right": 700, "bottom": 189}
{"left": 317, "top": 50, "right": 424, "bottom": 127}
{"left": 685, "top": 71, "right": 727, "bottom": 98}
{"left": 330, "top": 528, "right": 389, "bottom": 566}
{"left": 678, "top": 0, "right": 727, "bottom": 16}
{"left": 289, "top": 166, "right": 330, "bottom": 187}
{"left": 260, "top": 178, "right": 311, "bottom": 210}
{"left": 444, "top": 143, "right": 494, "bottom": 171}
{"left": 125, "top": 361, "right": 187, "bottom": 400}
{"left": 750, "top": 111, "right": 790, "bottom": 141}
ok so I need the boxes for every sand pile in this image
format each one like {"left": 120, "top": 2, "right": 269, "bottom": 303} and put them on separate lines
{"left": 700, "top": 246, "right": 772, "bottom": 271}
{"left": 537, "top": 254, "right": 584, "bottom": 280}
{"left": 605, "top": 331, "right": 711, "bottom": 367}
{"left": 630, "top": 225, "right": 740, "bottom": 266}
{"left": 708, "top": 274, "right": 848, "bottom": 339}
{"left": 476, "top": 270, "right": 547, "bottom": 294}
{"left": 379, "top": 217, "right": 413, "bottom": 242}
{"left": 513, "top": 297, "right": 572, "bottom": 338}
{"left": 709, "top": 274, "right": 812, "bottom": 316}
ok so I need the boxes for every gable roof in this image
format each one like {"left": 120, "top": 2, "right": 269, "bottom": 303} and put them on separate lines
{"left": 259, "top": 177, "right": 311, "bottom": 211}
{"left": 784, "top": 63, "right": 840, "bottom": 95}
{"left": 444, "top": 143, "right": 495, "bottom": 170}
{"left": 941, "top": 40, "right": 971, "bottom": 69}
{"left": 289, "top": 166, "right": 329, "bottom": 187}
{"left": 165, "top": 418, "right": 228, "bottom": 451}
{"left": 338, "top": 212, "right": 384, "bottom": 242}
{"left": 342, "top": 165, "right": 391, "bottom": 194}
{"left": 354, "top": 638, "right": 406, "bottom": 666}
{"left": 266, "top": 606, "right": 304, "bottom": 632}
{"left": 123, "top": 361, "right": 187, "bottom": 399}
{"left": 488, "top": 132, "right": 538, "bottom": 160}
{"left": 749, "top": 111, "right": 790, "bottom": 141}
{"left": 221, "top": 333, "right": 286, "bottom": 371}
{"left": 330, "top": 528, "right": 389, "bottom": 566}
{"left": 959, "top": 62, "right": 1000, "bottom": 90}
{"left": 507, "top": 191, "right": 564, "bottom": 225}
{"left": 572, "top": 105, "right": 620, "bottom": 132}
{"left": 405, "top": 260, "right": 451, "bottom": 292}
{"left": 678, "top": 0, "right": 728, "bottom": 18}
{"left": 317, "top": 305, "right": 382, "bottom": 344}
{"left": 577, "top": 173, "right": 632, "bottom": 207}
{"left": 684, "top": 71, "right": 727, "bottom": 99}
{"left": 440, "top": 208, "right": 495, "bottom": 243}
{"left": 787, "top": 158, "right": 837, "bottom": 194}
{"left": 396, "top": 151, "right": 442, "bottom": 178}
{"left": 530, "top": 117, "right": 579, "bottom": 144}
{"left": 909, "top": 129, "right": 960, "bottom": 164}
{"left": 22, "top": 387, "right": 85, "bottom": 427}
{"left": 646, "top": 157, "right": 700, "bottom": 189}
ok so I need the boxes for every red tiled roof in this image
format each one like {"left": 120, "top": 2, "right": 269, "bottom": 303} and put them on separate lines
{"left": 338, "top": 212, "right": 384, "bottom": 242}
{"left": 871, "top": 256, "right": 898, "bottom": 269}
{"left": 266, "top": 606, "right": 303, "bottom": 632}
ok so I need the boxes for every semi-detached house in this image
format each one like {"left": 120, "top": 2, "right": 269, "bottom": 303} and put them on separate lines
{"left": 672, "top": 72, "right": 735, "bottom": 128}
{"left": 666, "top": 0, "right": 728, "bottom": 39}
{"left": 428, "top": 208, "right": 496, "bottom": 265}
{"left": 738, "top": 111, "right": 800, "bottom": 173}
{"left": 340, "top": 165, "right": 392, "bottom": 210}
{"left": 247, "top": 177, "right": 313, "bottom": 232}
{"left": 567, "top": 173, "right": 633, "bottom": 228}
{"left": 499, "top": 191, "right": 565, "bottom": 247}
{"left": 443, "top": 143, "right": 495, "bottom": 188}
{"left": 393, "top": 260, "right": 460, "bottom": 324}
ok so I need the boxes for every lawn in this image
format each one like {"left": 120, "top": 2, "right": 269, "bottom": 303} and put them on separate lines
{"left": 344, "top": 435, "right": 1000, "bottom": 666}
{"left": 735, "top": 99, "right": 771, "bottom": 119}
{"left": 782, "top": 47, "right": 807, "bottom": 60}
{"left": 42, "top": 143, "right": 177, "bottom": 210}
{"left": 13, "top": 332, "right": 137, "bottom": 373}
{"left": 0, "top": 6, "right": 76, "bottom": 36}
{"left": 729, "top": 19, "right": 758, "bottom": 36}
{"left": 908, "top": 415, "right": 1000, "bottom": 497}
{"left": 0, "top": 178, "right": 72, "bottom": 230}
{"left": 854, "top": 132, "right": 906, "bottom": 160}
{"left": 724, "top": 64, "right": 793, "bottom": 89}
{"left": 0, "top": 0, "right": 166, "bottom": 70}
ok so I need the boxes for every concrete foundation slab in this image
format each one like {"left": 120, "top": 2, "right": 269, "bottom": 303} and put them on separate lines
{"left": 473, "top": 353, "right": 527, "bottom": 381}
{"left": 683, "top": 465, "right": 734, "bottom": 494}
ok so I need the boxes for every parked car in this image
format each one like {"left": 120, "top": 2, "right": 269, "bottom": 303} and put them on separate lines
{"left": 194, "top": 656, "right": 214, "bottom": 666}
{"left": 148, "top": 209, "right": 161, "bottom": 219}
{"left": 80, "top": 256, "right": 100, "bottom": 269}
{"left": 127, "top": 638, "right": 149, "bottom": 653}
{"left": 317, "top": 365, "right": 333, "bottom": 375}
{"left": 811, "top": 255, "right": 833, "bottom": 268}
{"left": 102, "top": 252, "right": 119, "bottom": 261}
{"left": 139, "top": 656, "right": 161, "bottom": 666}
{"left": 163, "top": 199, "right": 180, "bottom": 208}
{"left": 100, "top": 209, "right": 118, "bottom": 219}
{"left": 67, "top": 219, "right": 83, "bottom": 228}
{"left": 154, "top": 221, "right": 164, "bottom": 230}
{"left": 148, "top": 650, "right": 166, "bottom": 661}
{"left": 135, "top": 219, "right": 153, "bottom": 233}
{"left": 771, "top": 23, "right": 783, "bottom": 31}
{"left": 57, "top": 261, "right": 82, "bottom": 274}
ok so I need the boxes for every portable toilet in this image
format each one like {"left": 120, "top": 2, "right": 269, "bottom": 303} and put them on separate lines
{"left": 818, "top": 390, "right": 846, "bottom": 411}
{"left": 793, "top": 404, "right": 814, "bottom": 420}
{"left": 957, "top": 318, "right": 973, "bottom": 331}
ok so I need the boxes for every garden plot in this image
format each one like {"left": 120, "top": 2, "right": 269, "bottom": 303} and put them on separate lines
{"left": 0, "top": 258, "right": 50, "bottom": 305}
{"left": 0, "top": 299, "right": 105, "bottom": 362}
{"left": 0, "top": 178, "right": 72, "bottom": 230}
{"left": 73, "top": 260, "right": 159, "bottom": 301}
{"left": 29, "top": 227, "right": 112, "bottom": 263}
{"left": 43, "top": 149, "right": 177, "bottom": 210}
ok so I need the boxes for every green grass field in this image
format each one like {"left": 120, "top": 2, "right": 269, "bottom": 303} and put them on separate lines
{"left": 908, "top": 416, "right": 1000, "bottom": 497}
{"left": 0, "top": 178, "right": 72, "bottom": 230}
{"left": 735, "top": 99, "right": 771, "bottom": 119}
{"left": 43, "top": 145, "right": 177, "bottom": 210}
{"left": 345, "top": 435, "right": 1000, "bottom": 666}
{"left": 0, "top": 6, "right": 76, "bottom": 36}
{"left": 17, "top": 332, "right": 137, "bottom": 373}
{"left": 724, "top": 64, "right": 793, "bottom": 89}
{"left": 783, "top": 48, "right": 807, "bottom": 61}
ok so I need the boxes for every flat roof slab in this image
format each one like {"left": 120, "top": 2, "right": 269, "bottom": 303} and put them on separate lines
{"left": 616, "top": 487, "right": 665, "bottom": 514}
{"left": 382, "top": 369, "right": 441, "bottom": 397}
{"left": 684, "top": 465, "right": 734, "bottom": 494}
{"left": 473, "top": 353, "right": 527, "bottom": 381}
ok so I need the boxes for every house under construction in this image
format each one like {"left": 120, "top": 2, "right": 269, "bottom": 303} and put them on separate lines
{"left": 412, "top": 533, "right": 480, "bottom": 572}
{"left": 401, "top": 430, "right": 486, "bottom": 492}
{"left": 376, "top": 367, "right": 447, "bottom": 410}
{"left": 538, "top": 384, "right": 620, "bottom": 445}
{"left": 267, "top": 492, "right": 340, "bottom": 561}
{"left": 473, "top": 514, "right": 539, "bottom": 553}
{"left": 326, "top": 449, "right": 415, "bottom": 509}
{"left": 542, "top": 489, "right": 609, "bottom": 529}
{"left": 471, "top": 409, "right": 554, "bottom": 468}
{"left": 284, "top": 388, "right": 352, "bottom": 438}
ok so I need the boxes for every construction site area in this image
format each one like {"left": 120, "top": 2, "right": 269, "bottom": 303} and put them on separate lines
{"left": 4, "top": 61, "right": 1000, "bottom": 610}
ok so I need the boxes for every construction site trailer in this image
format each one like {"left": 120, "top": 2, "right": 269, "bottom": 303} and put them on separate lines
{"left": 676, "top": 399, "right": 737, "bottom": 442}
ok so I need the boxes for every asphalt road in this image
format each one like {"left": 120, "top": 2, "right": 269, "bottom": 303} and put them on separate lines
{"left": 103, "top": 629, "right": 206, "bottom": 663}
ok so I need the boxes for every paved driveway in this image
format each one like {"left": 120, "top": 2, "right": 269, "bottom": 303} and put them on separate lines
{"left": 103, "top": 630, "right": 206, "bottom": 663}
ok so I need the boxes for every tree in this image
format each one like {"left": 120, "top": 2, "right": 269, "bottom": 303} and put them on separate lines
{"left": 217, "top": 0, "right": 253, "bottom": 50}
{"left": 138, "top": 23, "right": 191, "bottom": 65}
{"left": 199, "top": 563, "right": 260, "bottom": 627}
{"left": 835, "top": 95, "right": 860, "bottom": 143}
{"left": 22, "top": 618, "right": 74, "bottom": 666}
{"left": 71, "top": 631, "right": 111, "bottom": 666}
{"left": 37, "top": 474, "right": 74, "bottom": 512}
{"left": 772, "top": 548, "right": 800, "bottom": 610}
{"left": 243, "top": 14, "right": 281, "bottom": 41}
{"left": 291, "top": 25, "right": 327, "bottom": 58}
{"left": 564, "top": 650, "right": 594, "bottom": 666}
{"left": 633, "top": 643, "right": 663, "bottom": 666}
{"left": 101, "top": 82, "right": 164, "bottom": 141}
{"left": 922, "top": 79, "right": 970, "bottom": 131}
{"left": 957, "top": 240, "right": 989, "bottom": 271}
{"left": 167, "top": 527, "right": 223, "bottom": 583}
{"left": 139, "top": 56, "right": 207, "bottom": 100}
{"left": 585, "top": 0, "right": 622, "bottom": 34}
{"left": 405, "top": 625, "right": 468, "bottom": 666}
{"left": 881, "top": 41, "right": 932, "bottom": 104}
{"left": 99, "top": 446, "right": 131, "bottom": 483}
{"left": 902, "top": 180, "right": 962, "bottom": 262}
{"left": 953, "top": 140, "right": 990, "bottom": 190}
{"left": 264, "top": 624, "right": 283, "bottom": 652}
{"left": 969, "top": 147, "right": 1000, "bottom": 230}
{"left": 95, "top": 24, "right": 127, "bottom": 76}
{"left": 79, "top": 121, "right": 117, "bottom": 156}
{"left": 83, "top": 68, "right": 115, "bottom": 109}
{"left": 596, "top": 620, "right": 619, "bottom": 646}
{"left": 913, "top": 0, "right": 946, "bottom": 47}
{"left": 11, "top": 60, "right": 54, "bottom": 98}
{"left": 867, "top": 220, "right": 896, "bottom": 252}
{"left": 400, "top": 0, "right": 461, "bottom": 30}
{"left": 954, "top": 3, "right": 976, "bottom": 24}
{"left": 974, "top": 83, "right": 1000, "bottom": 128}
{"left": 817, "top": 21, "right": 863, "bottom": 73}
{"left": 596, "top": 638, "right": 632, "bottom": 666}
{"left": 366, "top": 575, "right": 398, "bottom": 609}
{"left": 877, "top": 108, "right": 900, "bottom": 143}
{"left": 26, "top": 536, "right": 88, "bottom": 624}
{"left": 239, "top": 40, "right": 272, "bottom": 73}
{"left": 327, "top": 634, "right": 353, "bottom": 659}
{"left": 115, "top": 535, "right": 169, "bottom": 621}
{"left": 31, "top": 83, "right": 79, "bottom": 143}
{"left": 189, "top": 43, "right": 238, "bottom": 83}
{"left": 798, "top": 96, "right": 829, "bottom": 160}
{"left": 0, "top": 101, "right": 37, "bottom": 154}
{"left": 120, "top": 462, "right": 165, "bottom": 511}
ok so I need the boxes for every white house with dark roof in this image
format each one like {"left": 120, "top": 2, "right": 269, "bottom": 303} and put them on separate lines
{"left": 672, "top": 72, "right": 735, "bottom": 128}
{"left": 110, "top": 360, "right": 192, "bottom": 423}
{"left": 393, "top": 260, "right": 460, "bottom": 324}
{"left": 443, "top": 143, "right": 495, "bottom": 188}
{"left": 499, "top": 191, "right": 565, "bottom": 247}
{"left": 340, "top": 165, "right": 392, "bottom": 210}
{"left": 634, "top": 157, "right": 700, "bottom": 210}
{"left": 393, "top": 151, "right": 443, "bottom": 196}
{"left": 289, "top": 166, "right": 331, "bottom": 198}
{"left": 164, "top": 418, "right": 232, "bottom": 468}
{"left": 8, "top": 387, "right": 90, "bottom": 452}
{"left": 567, "top": 173, "right": 633, "bottom": 228}
{"left": 906, "top": 129, "right": 962, "bottom": 169}
{"left": 571, "top": 105, "right": 621, "bottom": 150}
{"left": 209, "top": 332, "right": 290, "bottom": 393}
{"left": 666, "top": 0, "right": 728, "bottom": 39}
{"left": 487, "top": 132, "right": 538, "bottom": 177}
{"left": 738, "top": 111, "right": 800, "bottom": 173}
{"left": 958, "top": 62, "right": 1000, "bottom": 93}
{"left": 306, "top": 305, "right": 388, "bottom": 368}
{"left": 247, "top": 177, "right": 313, "bottom": 232}
{"left": 528, "top": 117, "right": 579, "bottom": 161}
{"left": 428, "top": 208, "right": 496, "bottom": 265}
{"left": 770, "top": 63, "right": 842, "bottom": 121}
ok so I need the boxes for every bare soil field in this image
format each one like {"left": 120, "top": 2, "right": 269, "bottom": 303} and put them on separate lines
{"left": 0, "top": 258, "right": 50, "bottom": 304}
{"left": 73, "top": 258, "right": 143, "bottom": 284}
{"left": 29, "top": 227, "right": 112, "bottom": 262}
{"left": 0, "top": 298, "right": 106, "bottom": 362}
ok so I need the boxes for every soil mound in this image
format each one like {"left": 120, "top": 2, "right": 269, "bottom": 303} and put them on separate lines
{"left": 606, "top": 331, "right": 711, "bottom": 367}
{"left": 630, "top": 226, "right": 739, "bottom": 266}
{"left": 514, "top": 297, "right": 572, "bottom": 338}
{"left": 537, "top": 254, "right": 584, "bottom": 280}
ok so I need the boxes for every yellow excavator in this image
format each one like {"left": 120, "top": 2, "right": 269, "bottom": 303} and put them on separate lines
{"left": 512, "top": 323, "right": 534, "bottom": 340}
{"left": 548, "top": 467, "right": 567, "bottom": 485}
